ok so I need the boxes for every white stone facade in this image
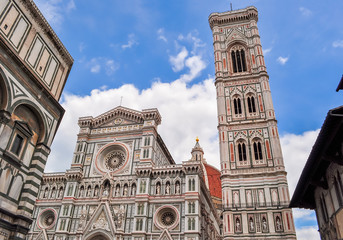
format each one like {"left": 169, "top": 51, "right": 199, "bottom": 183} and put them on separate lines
{"left": 28, "top": 107, "right": 221, "bottom": 240}
{"left": 209, "top": 7, "right": 296, "bottom": 239}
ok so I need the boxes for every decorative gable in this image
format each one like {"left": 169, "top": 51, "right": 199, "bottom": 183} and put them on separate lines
{"left": 158, "top": 229, "right": 173, "bottom": 240}
{"left": 83, "top": 202, "right": 116, "bottom": 238}
{"left": 78, "top": 106, "right": 162, "bottom": 129}
{"left": 226, "top": 28, "right": 247, "bottom": 45}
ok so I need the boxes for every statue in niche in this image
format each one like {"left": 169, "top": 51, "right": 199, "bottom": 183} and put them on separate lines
{"left": 262, "top": 217, "right": 267, "bottom": 231}
{"left": 94, "top": 187, "right": 99, "bottom": 197}
{"left": 156, "top": 183, "right": 161, "bottom": 195}
{"left": 235, "top": 218, "right": 241, "bottom": 232}
{"left": 275, "top": 216, "right": 282, "bottom": 231}
{"left": 249, "top": 217, "right": 254, "bottom": 231}
{"left": 175, "top": 182, "right": 180, "bottom": 194}
{"left": 43, "top": 188, "right": 48, "bottom": 198}
{"left": 115, "top": 185, "right": 120, "bottom": 196}
{"left": 79, "top": 187, "right": 84, "bottom": 197}
{"left": 123, "top": 185, "right": 128, "bottom": 196}
{"left": 58, "top": 188, "right": 63, "bottom": 198}
{"left": 103, "top": 185, "right": 109, "bottom": 197}
{"left": 51, "top": 188, "right": 56, "bottom": 198}
{"left": 131, "top": 184, "right": 136, "bottom": 196}
{"left": 165, "top": 182, "right": 170, "bottom": 195}
{"left": 87, "top": 187, "right": 92, "bottom": 197}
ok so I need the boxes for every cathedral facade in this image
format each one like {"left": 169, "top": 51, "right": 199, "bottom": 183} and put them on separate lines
{"left": 25, "top": 5, "right": 299, "bottom": 240}
{"left": 209, "top": 7, "right": 296, "bottom": 239}
{"left": 28, "top": 107, "right": 222, "bottom": 240}
{"left": 0, "top": 0, "right": 73, "bottom": 239}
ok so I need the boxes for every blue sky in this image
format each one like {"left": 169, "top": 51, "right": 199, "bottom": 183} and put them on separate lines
{"left": 33, "top": 0, "right": 343, "bottom": 239}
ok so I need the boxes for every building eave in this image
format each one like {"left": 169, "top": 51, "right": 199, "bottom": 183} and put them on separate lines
{"left": 290, "top": 105, "right": 343, "bottom": 209}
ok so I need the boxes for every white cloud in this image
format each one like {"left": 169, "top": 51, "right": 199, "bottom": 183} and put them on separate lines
{"left": 89, "top": 58, "right": 101, "bottom": 73}
{"left": 299, "top": 7, "right": 313, "bottom": 17}
{"left": 177, "top": 55, "right": 206, "bottom": 83}
{"left": 263, "top": 48, "right": 272, "bottom": 55}
{"left": 169, "top": 47, "right": 188, "bottom": 72}
{"left": 333, "top": 40, "right": 343, "bottom": 48}
{"left": 280, "top": 129, "right": 319, "bottom": 195}
{"left": 296, "top": 226, "right": 320, "bottom": 240}
{"left": 66, "top": 0, "right": 76, "bottom": 12}
{"left": 292, "top": 209, "right": 316, "bottom": 221}
{"left": 105, "top": 59, "right": 120, "bottom": 75}
{"left": 33, "top": 0, "right": 76, "bottom": 30}
{"left": 178, "top": 31, "right": 206, "bottom": 55}
{"left": 79, "top": 42, "right": 86, "bottom": 52}
{"left": 122, "top": 33, "right": 139, "bottom": 49}
{"left": 88, "top": 57, "right": 119, "bottom": 75}
{"left": 46, "top": 77, "right": 218, "bottom": 173}
{"left": 157, "top": 28, "right": 168, "bottom": 42}
{"left": 277, "top": 56, "right": 289, "bottom": 65}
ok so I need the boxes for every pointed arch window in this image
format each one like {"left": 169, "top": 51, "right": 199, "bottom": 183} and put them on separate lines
{"left": 253, "top": 141, "right": 263, "bottom": 160}
{"left": 231, "top": 48, "right": 247, "bottom": 73}
{"left": 188, "top": 201, "right": 196, "bottom": 213}
{"left": 237, "top": 142, "right": 247, "bottom": 161}
{"left": 233, "top": 98, "right": 242, "bottom": 115}
{"left": 247, "top": 96, "right": 256, "bottom": 113}
{"left": 188, "top": 178, "right": 196, "bottom": 191}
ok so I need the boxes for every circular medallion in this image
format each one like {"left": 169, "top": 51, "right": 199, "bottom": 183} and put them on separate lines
{"left": 38, "top": 209, "right": 57, "bottom": 229}
{"left": 95, "top": 143, "right": 130, "bottom": 174}
{"left": 104, "top": 150, "right": 125, "bottom": 170}
{"left": 161, "top": 212, "right": 175, "bottom": 226}
{"left": 154, "top": 205, "right": 179, "bottom": 230}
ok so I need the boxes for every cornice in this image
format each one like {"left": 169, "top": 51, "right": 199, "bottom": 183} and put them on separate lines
{"left": 20, "top": 0, "right": 73, "bottom": 65}
{"left": 209, "top": 6, "right": 258, "bottom": 29}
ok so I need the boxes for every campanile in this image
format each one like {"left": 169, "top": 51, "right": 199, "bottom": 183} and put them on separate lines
{"left": 209, "top": 7, "right": 297, "bottom": 239}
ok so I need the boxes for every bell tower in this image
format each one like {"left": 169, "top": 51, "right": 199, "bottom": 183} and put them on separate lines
{"left": 209, "top": 7, "right": 296, "bottom": 239}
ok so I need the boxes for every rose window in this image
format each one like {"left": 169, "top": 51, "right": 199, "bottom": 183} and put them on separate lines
{"left": 95, "top": 143, "right": 129, "bottom": 174}
{"left": 44, "top": 213, "right": 55, "bottom": 226}
{"left": 154, "top": 205, "right": 179, "bottom": 230}
{"left": 161, "top": 212, "right": 175, "bottom": 226}
{"left": 38, "top": 209, "right": 56, "bottom": 229}
{"left": 104, "top": 150, "right": 125, "bottom": 170}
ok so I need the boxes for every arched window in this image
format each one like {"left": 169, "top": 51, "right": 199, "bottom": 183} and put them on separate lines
{"left": 233, "top": 98, "right": 242, "bottom": 115}
{"left": 188, "top": 178, "right": 195, "bottom": 191}
{"left": 237, "top": 142, "right": 247, "bottom": 161}
{"left": 253, "top": 141, "right": 263, "bottom": 160}
{"left": 247, "top": 96, "right": 256, "bottom": 113}
{"left": 231, "top": 48, "right": 247, "bottom": 73}
{"left": 188, "top": 202, "right": 196, "bottom": 213}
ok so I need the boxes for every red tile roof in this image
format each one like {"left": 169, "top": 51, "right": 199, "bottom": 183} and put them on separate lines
{"left": 203, "top": 163, "right": 222, "bottom": 199}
